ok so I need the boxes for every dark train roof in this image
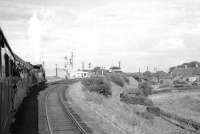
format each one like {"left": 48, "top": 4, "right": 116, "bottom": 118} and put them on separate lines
{"left": 33, "top": 64, "right": 43, "bottom": 69}
{"left": 14, "top": 53, "right": 33, "bottom": 69}
{"left": 0, "top": 28, "right": 15, "bottom": 57}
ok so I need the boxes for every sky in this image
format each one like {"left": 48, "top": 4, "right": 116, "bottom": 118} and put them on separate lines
{"left": 1, "top": 0, "right": 200, "bottom": 76}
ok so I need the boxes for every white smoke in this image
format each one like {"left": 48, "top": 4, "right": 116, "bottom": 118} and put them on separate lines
{"left": 28, "top": 12, "right": 42, "bottom": 63}
{"left": 28, "top": 8, "right": 55, "bottom": 64}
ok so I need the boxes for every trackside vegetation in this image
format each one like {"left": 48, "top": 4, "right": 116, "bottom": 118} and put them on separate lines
{"left": 138, "top": 81, "right": 153, "bottom": 96}
{"left": 82, "top": 77, "right": 112, "bottom": 97}
{"left": 106, "top": 73, "right": 130, "bottom": 87}
{"left": 82, "top": 73, "right": 130, "bottom": 97}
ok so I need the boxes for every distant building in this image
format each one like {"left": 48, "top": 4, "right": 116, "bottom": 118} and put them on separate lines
{"left": 187, "top": 76, "right": 198, "bottom": 82}
{"left": 152, "top": 71, "right": 172, "bottom": 85}
{"left": 68, "top": 69, "right": 91, "bottom": 79}
{"left": 170, "top": 67, "right": 200, "bottom": 82}
{"left": 92, "top": 67, "right": 108, "bottom": 76}
{"left": 109, "top": 66, "right": 122, "bottom": 73}
{"left": 182, "top": 75, "right": 199, "bottom": 82}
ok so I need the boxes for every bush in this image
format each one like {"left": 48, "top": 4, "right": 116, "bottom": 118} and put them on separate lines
{"left": 138, "top": 82, "right": 153, "bottom": 96}
{"left": 121, "top": 75, "right": 130, "bottom": 84}
{"left": 110, "top": 74, "right": 124, "bottom": 87}
{"left": 120, "top": 93, "right": 153, "bottom": 106}
{"left": 106, "top": 73, "right": 129, "bottom": 87}
{"left": 159, "top": 80, "right": 164, "bottom": 84}
{"left": 82, "top": 77, "right": 112, "bottom": 97}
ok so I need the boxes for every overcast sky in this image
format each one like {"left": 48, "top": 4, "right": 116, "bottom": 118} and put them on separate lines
{"left": 1, "top": 0, "right": 200, "bottom": 75}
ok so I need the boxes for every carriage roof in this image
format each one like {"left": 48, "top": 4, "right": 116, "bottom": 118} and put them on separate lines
{"left": 0, "top": 28, "right": 15, "bottom": 58}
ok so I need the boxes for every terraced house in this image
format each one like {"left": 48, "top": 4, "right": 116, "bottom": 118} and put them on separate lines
{"left": 170, "top": 61, "right": 200, "bottom": 82}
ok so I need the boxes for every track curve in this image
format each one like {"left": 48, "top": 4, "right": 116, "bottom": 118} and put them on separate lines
{"left": 45, "top": 82, "right": 91, "bottom": 134}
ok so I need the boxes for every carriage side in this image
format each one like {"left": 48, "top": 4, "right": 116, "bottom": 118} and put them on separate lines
{"left": 0, "top": 28, "right": 16, "bottom": 134}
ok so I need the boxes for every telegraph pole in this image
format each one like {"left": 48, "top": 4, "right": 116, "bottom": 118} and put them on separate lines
{"left": 88, "top": 62, "right": 91, "bottom": 69}
{"left": 81, "top": 61, "right": 85, "bottom": 70}
{"left": 64, "top": 56, "right": 68, "bottom": 69}
{"left": 118, "top": 61, "right": 121, "bottom": 68}
{"left": 56, "top": 64, "right": 58, "bottom": 78}
{"left": 71, "top": 52, "right": 74, "bottom": 70}
{"left": 42, "top": 61, "right": 45, "bottom": 70}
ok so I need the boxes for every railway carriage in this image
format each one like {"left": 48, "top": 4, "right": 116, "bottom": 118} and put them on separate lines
{"left": 0, "top": 28, "right": 46, "bottom": 134}
{"left": 0, "top": 28, "right": 17, "bottom": 134}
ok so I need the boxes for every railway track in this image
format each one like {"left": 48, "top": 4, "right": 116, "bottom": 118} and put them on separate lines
{"left": 45, "top": 81, "right": 92, "bottom": 134}
{"left": 147, "top": 106, "right": 200, "bottom": 134}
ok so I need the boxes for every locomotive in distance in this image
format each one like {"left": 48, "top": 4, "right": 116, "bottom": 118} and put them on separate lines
{"left": 0, "top": 28, "right": 46, "bottom": 134}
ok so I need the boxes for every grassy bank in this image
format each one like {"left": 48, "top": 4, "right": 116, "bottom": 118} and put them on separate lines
{"left": 77, "top": 77, "right": 184, "bottom": 134}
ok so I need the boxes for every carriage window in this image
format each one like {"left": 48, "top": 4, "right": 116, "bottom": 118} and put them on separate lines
{"left": 4, "top": 54, "right": 9, "bottom": 77}
{"left": 0, "top": 48, "right": 1, "bottom": 76}
{"left": 10, "top": 59, "right": 13, "bottom": 76}
{"left": 0, "top": 36, "right": 4, "bottom": 48}
{"left": 0, "top": 36, "right": 2, "bottom": 76}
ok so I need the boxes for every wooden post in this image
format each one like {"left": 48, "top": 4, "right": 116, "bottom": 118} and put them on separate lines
{"left": 56, "top": 64, "right": 58, "bottom": 78}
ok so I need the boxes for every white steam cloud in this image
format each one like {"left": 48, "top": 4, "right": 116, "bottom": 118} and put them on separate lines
{"left": 28, "top": 8, "right": 55, "bottom": 64}
{"left": 28, "top": 12, "right": 42, "bottom": 63}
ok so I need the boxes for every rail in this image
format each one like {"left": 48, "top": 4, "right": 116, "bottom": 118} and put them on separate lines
{"left": 147, "top": 106, "right": 200, "bottom": 134}
{"left": 45, "top": 85, "right": 54, "bottom": 134}
{"left": 45, "top": 80, "right": 91, "bottom": 134}
{"left": 58, "top": 87, "right": 91, "bottom": 134}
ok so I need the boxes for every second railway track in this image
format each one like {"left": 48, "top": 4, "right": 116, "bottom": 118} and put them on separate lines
{"left": 45, "top": 81, "right": 92, "bottom": 134}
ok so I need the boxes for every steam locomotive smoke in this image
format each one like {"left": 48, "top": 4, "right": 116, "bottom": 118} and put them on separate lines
{"left": 28, "top": 12, "right": 41, "bottom": 63}
{"left": 28, "top": 9, "right": 55, "bottom": 64}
